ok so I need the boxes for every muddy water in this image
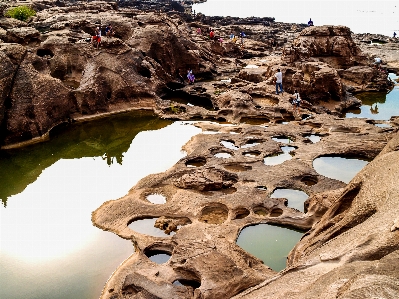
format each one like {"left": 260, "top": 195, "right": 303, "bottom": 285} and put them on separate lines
{"left": 0, "top": 111, "right": 201, "bottom": 299}
{"left": 236, "top": 224, "right": 303, "bottom": 272}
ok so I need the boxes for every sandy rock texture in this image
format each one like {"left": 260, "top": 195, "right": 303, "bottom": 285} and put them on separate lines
{"left": 92, "top": 114, "right": 397, "bottom": 298}
{"left": 0, "top": 0, "right": 395, "bottom": 148}
{"left": 1, "top": 1, "right": 399, "bottom": 298}
{"left": 234, "top": 129, "right": 399, "bottom": 299}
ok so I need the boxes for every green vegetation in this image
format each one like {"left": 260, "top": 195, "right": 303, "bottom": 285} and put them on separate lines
{"left": 5, "top": 5, "right": 36, "bottom": 22}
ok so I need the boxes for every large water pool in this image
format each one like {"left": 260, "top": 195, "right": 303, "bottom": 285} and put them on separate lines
{"left": 0, "top": 111, "right": 201, "bottom": 299}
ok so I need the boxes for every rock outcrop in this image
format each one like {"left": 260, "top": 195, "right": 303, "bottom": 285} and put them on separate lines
{"left": 92, "top": 114, "right": 397, "bottom": 299}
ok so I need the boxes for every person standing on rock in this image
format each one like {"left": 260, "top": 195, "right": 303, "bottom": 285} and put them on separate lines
{"left": 274, "top": 68, "right": 284, "bottom": 95}
{"left": 291, "top": 90, "right": 301, "bottom": 114}
{"left": 209, "top": 29, "right": 215, "bottom": 40}
{"left": 92, "top": 26, "right": 101, "bottom": 49}
{"left": 308, "top": 18, "right": 314, "bottom": 26}
{"left": 394, "top": 32, "right": 397, "bottom": 38}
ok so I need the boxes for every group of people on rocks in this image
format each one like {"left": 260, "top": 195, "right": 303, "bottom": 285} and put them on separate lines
{"left": 195, "top": 27, "right": 246, "bottom": 47}
{"left": 91, "top": 24, "right": 115, "bottom": 49}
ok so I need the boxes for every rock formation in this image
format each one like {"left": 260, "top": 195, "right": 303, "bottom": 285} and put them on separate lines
{"left": 1, "top": 1, "right": 399, "bottom": 299}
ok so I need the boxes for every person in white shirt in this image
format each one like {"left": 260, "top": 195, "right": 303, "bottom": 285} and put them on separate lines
{"left": 292, "top": 90, "right": 301, "bottom": 114}
{"left": 274, "top": 69, "right": 284, "bottom": 95}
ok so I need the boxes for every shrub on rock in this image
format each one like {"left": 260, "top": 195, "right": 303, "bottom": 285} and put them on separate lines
{"left": 5, "top": 6, "right": 36, "bottom": 22}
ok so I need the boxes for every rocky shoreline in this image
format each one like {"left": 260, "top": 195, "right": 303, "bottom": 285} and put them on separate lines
{"left": 1, "top": 1, "right": 399, "bottom": 299}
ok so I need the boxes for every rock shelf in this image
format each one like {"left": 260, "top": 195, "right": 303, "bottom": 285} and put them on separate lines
{"left": 1, "top": 1, "right": 399, "bottom": 298}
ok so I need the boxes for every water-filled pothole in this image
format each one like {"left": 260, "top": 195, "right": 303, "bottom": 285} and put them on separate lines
{"left": 220, "top": 140, "right": 239, "bottom": 150}
{"left": 243, "top": 151, "right": 261, "bottom": 157}
{"left": 313, "top": 156, "right": 370, "bottom": 184}
{"left": 128, "top": 218, "right": 174, "bottom": 237}
{"left": 214, "top": 152, "right": 232, "bottom": 158}
{"left": 263, "top": 146, "right": 295, "bottom": 166}
{"left": 199, "top": 203, "right": 229, "bottom": 224}
{"left": 272, "top": 136, "right": 294, "bottom": 144}
{"left": 241, "top": 139, "right": 261, "bottom": 148}
{"left": 304, "top": 134, "right": 321, "bottom": 143}
{"left": 145, "top": 250, "right": 171, "bottom": 264}
{"left": 186, "top": 157, "right": 206, "bottom": 167}
{"left": 344, "top": 83, "right": 399, "bottom": 121}
{"left": 146, "top": 193, "right": 166, "bottom": 204}
{"left": 270, "top": 189, "right": 309, "bottom": 212}
{"left": 236, "top": 224, "right": 304, "bottom": 271}
{"left": 374, "top": 123, "right": 392, "bottom": 128}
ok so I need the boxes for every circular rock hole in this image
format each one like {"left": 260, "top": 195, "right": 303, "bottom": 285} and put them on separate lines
{"left": 144, "top": 250, "right": 171, "bottom": 264}
{"left": 173, "top": 279, "right": 201, "bottom": 289}
{"left": 199, "top": 203, "right": 229, "bottom": 224}
{"left": 243, "top": 150, "right": 261, "bottom": 157}
{"left": 272, "top": 135, "right": 294, "bottom": 144}
{"left": 220, "top": 140, "right": 239, "bottom": 150}
{"left": 301, "top": 176, "right": 318, "bottom": 186}
{"left": 146, "top": 193, "right": 166, "bottom": 204}
{"left": 233, "top": 208, "right": 250, "bottom": 219}
{"left": 241, "top": 139, "right": 262, "bottom": 149}
{"left": 221, "top": 187, "right": 237, "bottom": 194}
{"left": 36, "top": 48, "right": 54, "bottom": 58}
{"left": 224, "top": 164, "right": 252, "bottom": 172}
{"left": 214, "top": 152, "right": 232, "bottom": 158}
{"left": 269, "top": 208, "right": 283, "bottom": 217}
{"left": 253, "top": 206, "right": 268, "bottom": 217}
{"left": 185, "top": 157, "right": 206, "bottom": 167}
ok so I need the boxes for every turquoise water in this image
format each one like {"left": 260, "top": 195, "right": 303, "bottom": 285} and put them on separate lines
{"left": 0, "top": 112, "right": 201, "bottom": 299}
{"left": 193, "top": 0, "right": 399, "bottom": 36}
{"left": 236, "top": 224, "right": 303, "bottom": 272}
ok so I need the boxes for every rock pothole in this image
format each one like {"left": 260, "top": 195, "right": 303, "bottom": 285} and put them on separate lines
{"left": 199, "top": 203, "right": 229, "bottom": 224}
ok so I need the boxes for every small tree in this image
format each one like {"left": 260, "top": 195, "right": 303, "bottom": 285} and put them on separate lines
{"left": 5, "top": 5, "right": 36, "bottom": 22}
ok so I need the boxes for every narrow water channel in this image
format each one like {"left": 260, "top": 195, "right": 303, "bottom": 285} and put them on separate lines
{"left": 0, "top": 111, "right": 201, "bottom": 299}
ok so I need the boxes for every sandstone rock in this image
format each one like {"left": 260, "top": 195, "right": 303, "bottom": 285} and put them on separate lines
{"left": 173, "top": 167, "right": 238, "bottom": 191}
{"left": 5, "top": 27, "right": 41, "bottom": 44}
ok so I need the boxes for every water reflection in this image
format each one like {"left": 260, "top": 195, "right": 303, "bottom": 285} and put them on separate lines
{"left": 345, "top": 81, "right": 399, "bottom": 120}
{"left": 0, "top": 114, "right": 201, "bottom": 299}
{"left": 0, "top": 111, "right": 172, "bottom": 206}
{"left": 263, "top": 146, "right": 295, "bottom": 166}
{"left": 313, "top": 156, "right": 369, "bottom": 183}
{"left": 236, "top": 224, "right": 303, "bottom": 272}
{"left": 270, "top": 189, "right": 308, "bottom": 212}
{"left": 128, "top": 218, "right": 175, "bottom": 237}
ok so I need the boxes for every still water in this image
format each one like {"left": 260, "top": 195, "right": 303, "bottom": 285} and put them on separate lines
{"left": 345, "top": 77, "right": 399, "bottom": 121}
{"left": 236, "top": 224, "right": 303, "bottom": 272}
{"left": 193, "top": 0, "right": 399, "bottom": 36}
{"left": 270, "top": 188, "right": 308, "bottom": 212}
{"left": 0, "top": 111, "right": 201, "bottom": 299}
{"left": 313, "top": 156, "right": 369, "bottom": 184}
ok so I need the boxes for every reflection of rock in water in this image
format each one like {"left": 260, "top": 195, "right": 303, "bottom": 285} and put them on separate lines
{"left": 370, "top": 104, "right": 378, "bottom": 114}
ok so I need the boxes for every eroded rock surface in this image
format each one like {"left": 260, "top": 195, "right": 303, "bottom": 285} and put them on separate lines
{"left": 92, "top": 114, "right": 397, "bottom": 298}
{"left": 0, "top": 1, "right": 395, "bottom": 148}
